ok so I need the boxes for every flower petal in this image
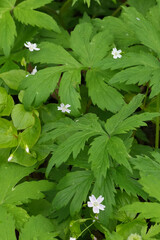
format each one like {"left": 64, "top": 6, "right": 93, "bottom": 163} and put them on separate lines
{"left": 89, "top": 195, "right": 97, "bottom": 203}
{"left": 93, "top": 206, "right": 99, "bottom": 214}
{"left": 99, "top": 203, "right": 105, "bottom": 211}
{"left": 87, "top": 201, "right": 93, "bottom": 207}
{"left": 97, "top": 195, "right": 104, "bottom": 203}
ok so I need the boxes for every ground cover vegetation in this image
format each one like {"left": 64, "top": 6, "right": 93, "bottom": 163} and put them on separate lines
{"left": 1, "top": 0, "right": 160, "bottom": 239}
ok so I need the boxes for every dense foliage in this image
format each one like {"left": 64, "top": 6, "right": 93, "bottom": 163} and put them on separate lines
{"left": 1, "top": 0, "right": 160, "bottom": 239}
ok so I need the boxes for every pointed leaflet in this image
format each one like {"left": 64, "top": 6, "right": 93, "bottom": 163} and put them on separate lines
{"left": 5, "top": 180, "right": 55, "bottom": 205}
{"left": 105, "top": 94, "right": 144, "bottom": 136}
{"left": 0, "top": 206, "right": 16, "bottom": 240}
{"left": 59, "top": 70, "right": 81, "bottom": 116}
{"left": 70, "top": 22, "right": 113, "bottom": 67}
{"left": 19, "top": 215, "right": 57, "bottom": 240}
{"left": 16, "top": 0, "right": 53, "bottom": 9}
{"left": 107, "top": 136, "right": 131, "bottom": 171}
{"left": 0, "top": 163, "right": 34, "bottom": 205}
{"left": 0, "top": 0, "right": 16, "bottom": 14}
{"left": 20, "top": 67, "right": 62, "bottom": 110}
{"left": 88, "top": 135, "right": 110, "bottom": 185}
{"left": 86, "top": 70, "right": 124, "bottom": 113}
{"left": 122, "top": 6, "right": 160, "bottom": 57}
{"left": 14, "top": 1, "right": 60, "bottom": 32}
{"left": 0, "top": 12, "right": 16, "bottom": 56}
{"left": 30, "top": 42, "right": 81, "bottom": 68}
{"left": 52, "top": 171, "right": 94, "bottom": 216}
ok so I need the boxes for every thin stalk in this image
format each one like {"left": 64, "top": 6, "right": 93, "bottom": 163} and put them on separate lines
{"left": 155, "top": 94, "right": 160, "bottom": 148}
{"left": 77, "top": 222, "right": 94, "bottom": 239}
{"left": 112, "top": 2, "right": 128, "bottom": 17}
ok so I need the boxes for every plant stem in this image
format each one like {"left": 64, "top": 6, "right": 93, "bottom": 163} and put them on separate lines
{"left": 155, "top": 94, "right": 160, "bottom": 148}
{"left": 77, "top": 222, "right": 94, "bottom": 239}
{"left": 112, "top": 1, "right": 128, "bottom": 17}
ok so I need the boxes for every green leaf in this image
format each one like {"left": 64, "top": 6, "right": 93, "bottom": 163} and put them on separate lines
{"left": 0, "top": 69, "right": 26, "bottom": 90}
{"left": 128, "top": 0, "right": 156, "bottom": 15}
{"left": 5, "top": 180, "right": 54, "bottom": 205}
{"left": 122, "top": 6, "right": 160, "bottom": 57}
{"left": 88, "top": 135, "right": 110, "bottom": 185}
{"left": 107, "top": 136, "right": 131, "bottom": 171}
{"left": 11, "top": 147, "right": 37, "bottom": 167}
{"left": 16, "top": 0, "right": 53, "bottom": 9}
{"left": 0, "top": 95, "right": 14, "bottom": 117}
{"left": 70, "top": 23, "right": 113, "bottom": 67}
{"left": 21, "top": 67, "right": 61, "bottom": 110}
{"left": 0, "top": 0, "right": 16, "bottom": 14}
{"left": 0, "top": 11, "right": 16, "bottom": 56}
{"left": 0, "top": 163, "right": 34, "bottom": 205}
{"left": 0, "top": 206, "right": 16, "bottom": 240}
{"left": 0, "top": 87, "right": 8, "bottom": 112}
{"left": 52, "top": 171, "right": 94, "bottom": 216}
{"left": 20, "top": 115, "right": 41, "bottom": 148}
{"left": 59, "top": 70, "right": 81, "bottom": 116}
{"left": 0, "top": 118, "right": 18, "bottom": 148}
{"left": 4, "top": 204, "right": 30, "bottom": 230}
{"left": 30, "top": 42, "right": 81, "bottom": 68}
{"left": 19, "top": 215, "right": 57, "bottom": 240}
{"left": 105, "top": 94, "right": 144, "bottom": 135}
{"left": 14, "top": 3, "right": 60, "bottom": 32}
{"left": 86, "top": 70, "right": 124, "bottom": 113}
{"left": 11, "top": 104, "right": 35, "bottom": 130}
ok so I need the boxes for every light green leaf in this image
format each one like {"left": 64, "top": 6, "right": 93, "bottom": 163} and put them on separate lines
{"left": 0, "top": 69, "right": 26, "bottom": 90}
{"left": 0, "top": 94, "right": 14, "bottom": 117}
{"left": 59, "top": 70, "right": 81, "bottom": 116}
{"left": 0, "top": 0, "right": 16, "bottom": 14}
{"left": 16, "top": 0, "right": 53, "bottom": 9}
{"left": 0, "top": 87, "right": 8, "bottom": 112}
{"left": 12, "top": 104, "right": 35, "bottom": 130}
{"left": 11, "top": 147, "right": 37, "bottom": 167}
{"left": 19, "top": 215, "right": 57, "bottom": 240}
{"left": 0, "top": 206, "right": 16, "bottom": 240}
{"left": 52, "top": 171, "right": 94, "bottom": 216}
{"left": 0, "top": 118, "right": 18, "bottom": 148}
{"left": 86, "top": 70, "right": 124, "bottom": 113}
{"left": 0, "top": 12, "right": 16, "bottom": 56}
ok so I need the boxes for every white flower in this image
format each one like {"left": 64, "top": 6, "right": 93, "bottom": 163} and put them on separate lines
{"left": 26, "top": 66, "right": 37, "bottom": 77}
{"left": 57, "top": 103, "right": 71, "bottom": 113}
{"left": 127, "top": 233, "right": 142, "bottom": 240}
{"left": 87, "top": 195, "right": 105, "bottom": 214}
{"left": 136, "top": 17, "right": 140, "bottom": 21}
{"left": 70, "top": 238, "right": 76, "bottom": 240}
{"left": 111, "top": 47, "right": 122, "bottom": 59}
{"left": 24, "top": 42, "right": 40, "bottom": 52}
{"left": 8, "top": 154, "right": 13, "bottom": 162}
{"left": 25, "top": 145, "right": 29, "bottom": 153}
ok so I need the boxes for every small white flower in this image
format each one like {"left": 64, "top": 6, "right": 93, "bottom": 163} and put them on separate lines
{"left": 57, "top": 103, "right": 71, "bottom": 113}
{"left": 24, "top": 42, "right": 40, "bottom": 52}
{"left": 26, "top": 66, "right": 37, "bottom": 77}
{"left": 136, "top": 17, "right": 140, "bottom": 21}
{"left": 87, "top": 195, "right": 105, "bottom": 214}
{"left": 111, "top": 47, "right": 122, "bottom": 59}
{"left": 8, "top": 154, "right": 13, "bottom": 162}
{"left": 70, "top": 238, "right": 76, "bottom": 240}
{"left": 93, "top": 237, "right": 97, "bottom": 240}
{"left": 25, "top": 145, "right": 29, "bottom": 153}
{"left": 127, "top": 233, "right": 142, "bottom": 240}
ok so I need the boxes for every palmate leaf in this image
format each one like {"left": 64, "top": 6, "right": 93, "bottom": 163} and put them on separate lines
{"left": 0, "top": 0, "right": 16, "bottom": 14}
{"left": 72, "top": 0, "right": 100, "bottom": 7}
{"left": 52, "top": 171, "right": 94, "bottom": 216}
{"left": 19, "top": 215, "right": 57, "bottom": 240}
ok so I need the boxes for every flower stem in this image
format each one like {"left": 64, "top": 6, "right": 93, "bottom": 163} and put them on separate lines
{"left": 77, "top": 222, "right": 94, "bottom": 239}
{"left": 155, "top": 94, "right": 160, "bottom": 148}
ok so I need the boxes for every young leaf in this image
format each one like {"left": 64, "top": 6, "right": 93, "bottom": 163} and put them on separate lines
{"left": 52, "top": 171, "right": 94, "bottom": 216}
